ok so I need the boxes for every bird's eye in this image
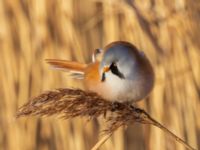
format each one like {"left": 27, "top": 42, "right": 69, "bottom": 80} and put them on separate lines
{"left": 101, "top": 62, "right": 125, "bottom": 82}
{"left": 109, "top": 62, "right": 125, "bottom": 79}
{"left": 112, "top": 63, "right": 117, "bottom": 67}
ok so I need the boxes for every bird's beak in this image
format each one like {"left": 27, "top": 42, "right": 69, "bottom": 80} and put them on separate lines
{"left": 101, "top": 66, "right": 110, "bottom": 82}
{"left": 103, "top": 66, "right": 110, "bottom": 73}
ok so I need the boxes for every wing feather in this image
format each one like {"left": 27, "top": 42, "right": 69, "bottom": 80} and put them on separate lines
{"left": 45, "top": 59, "right": 87, "bottom": 79}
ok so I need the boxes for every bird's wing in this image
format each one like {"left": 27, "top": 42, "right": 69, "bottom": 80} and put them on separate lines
{"left": 45, "top": 59, "right": 87, "bottom": 79}
{"left": 92, "top": 49, "right": 103, "bottom": 62}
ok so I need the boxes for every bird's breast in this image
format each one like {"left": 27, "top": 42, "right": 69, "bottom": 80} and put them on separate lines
{"left": 84, "top": 62, "right": 154, "bottom": 102}
{"left": 84, "top": 62, "right": 110, "bottom": 98}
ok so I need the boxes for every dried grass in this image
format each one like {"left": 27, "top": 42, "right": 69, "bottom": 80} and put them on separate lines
{"left": 0, "top": 0, "right": 200, "bottom": 150}
{"left": 16, "top": 88, "right": 196, "bottom": 150}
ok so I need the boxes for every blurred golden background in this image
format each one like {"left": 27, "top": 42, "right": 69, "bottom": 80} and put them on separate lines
{"left": 0, "top": 0, "right": 200, "bottom": 149}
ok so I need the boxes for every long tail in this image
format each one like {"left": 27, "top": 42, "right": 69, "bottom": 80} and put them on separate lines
{"left": 45, "top": 59, "right": 87, "bottom": 79}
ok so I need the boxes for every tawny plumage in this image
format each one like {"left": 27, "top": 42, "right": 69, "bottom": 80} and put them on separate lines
{"left": 45, "top": 59, "right": 108, "bottom": 97}
{"left": 46, "top": 41, "right": 155, "bottom": 102}
{"left": 45, "top": 59, "right": 87, "bottom": 72}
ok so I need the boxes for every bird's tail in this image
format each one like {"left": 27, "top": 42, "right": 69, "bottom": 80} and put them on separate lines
{"left": 45, "top": 59, "right": 87, "bottom": 79}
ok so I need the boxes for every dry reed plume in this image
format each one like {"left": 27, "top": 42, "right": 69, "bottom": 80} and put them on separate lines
{"left": 1, "top": 0, "right": 200, "bottom": 149}
{"left": 16, "top": 88, "right": 196, "bottom": 150}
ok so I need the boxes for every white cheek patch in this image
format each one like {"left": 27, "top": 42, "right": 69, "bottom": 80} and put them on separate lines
{"left": 102, "top": 71, "right": 143, "bottom": 101}
{"left": 104, "top": 72, "right": 127, "bottom": 100}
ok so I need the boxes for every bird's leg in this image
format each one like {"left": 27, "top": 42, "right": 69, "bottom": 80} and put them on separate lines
{"left": 103, "top": 101, "right": 121, "bottom": 118}
{"left": 110, "top": 101, "right": 122, "bottom": 112}
{"left": 124, "top": 101, "right": 137, "bottom": 111}
{"left": 110, "top": 101, "right": 137, "bottom": 112}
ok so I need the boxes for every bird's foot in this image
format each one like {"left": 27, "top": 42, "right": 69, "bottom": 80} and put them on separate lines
{"left": 123, "top": 101, "right": 135, "bottom": 109}
{"left": 110, "top": 101, "right": 122, "bottom": 112}
{"left": 110, "top": 101, "right": 138, "bottom": 112}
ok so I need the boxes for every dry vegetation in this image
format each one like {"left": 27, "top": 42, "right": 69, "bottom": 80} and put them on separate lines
{"left": 0, "top": 0, "right": 200, "bottom": 150}
{"left": 16, "top": 88, "right": 196, "bottom": 150}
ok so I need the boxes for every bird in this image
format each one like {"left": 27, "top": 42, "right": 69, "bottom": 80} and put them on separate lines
{"left": 46, "top": 41, "right": 155, "bottom": 103}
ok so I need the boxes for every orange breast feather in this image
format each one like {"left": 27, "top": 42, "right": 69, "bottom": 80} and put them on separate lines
{"left": 84, "top": 62, "right": 101, "bottom": 89}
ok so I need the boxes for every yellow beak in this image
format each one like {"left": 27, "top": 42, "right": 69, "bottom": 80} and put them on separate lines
{"left": 103, "top": 66, "right": 110, "bottom": 73}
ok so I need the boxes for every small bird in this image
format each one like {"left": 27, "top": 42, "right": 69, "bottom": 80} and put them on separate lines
{"left": 46, "top": 41, "right": 154, "bottom": 103}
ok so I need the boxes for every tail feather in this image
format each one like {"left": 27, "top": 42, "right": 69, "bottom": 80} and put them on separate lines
{"left": 45, "top": 59, "right": 87, "bottom": 79}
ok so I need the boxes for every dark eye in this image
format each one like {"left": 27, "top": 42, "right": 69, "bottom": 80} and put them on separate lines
{"left": 110, "top": 62, "right": 125, "bottom": 79}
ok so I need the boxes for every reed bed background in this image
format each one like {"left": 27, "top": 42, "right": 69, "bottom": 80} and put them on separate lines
{"left": 0, "top": 0, "right": 199, "bottom": 150}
